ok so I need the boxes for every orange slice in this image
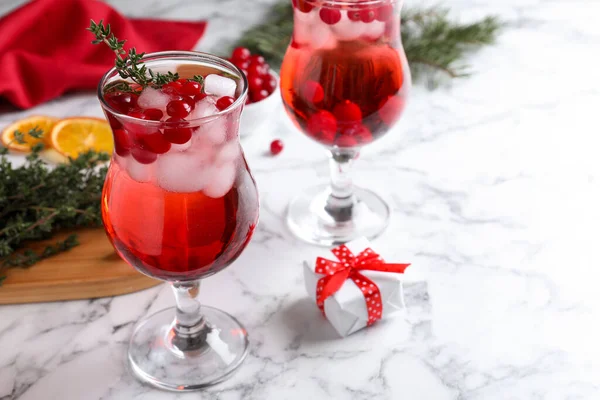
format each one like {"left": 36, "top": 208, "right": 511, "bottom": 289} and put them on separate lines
{"left": 1, "top": 115, "right": 58, "bottom": 152}
{"left": 50, "top": 117, "right": 114, "bottom": 158}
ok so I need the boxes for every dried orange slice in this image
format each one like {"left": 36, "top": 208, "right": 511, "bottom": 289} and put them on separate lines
{"left": 1, "top": 115, "right": 58, "bottom": 152}
{"left": 50, "top": 117, "right": 113, "bottom": 158}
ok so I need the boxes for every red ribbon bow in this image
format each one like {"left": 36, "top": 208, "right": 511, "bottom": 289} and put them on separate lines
{"left": 315, "top": 244, "right": 411, "bottom": 326}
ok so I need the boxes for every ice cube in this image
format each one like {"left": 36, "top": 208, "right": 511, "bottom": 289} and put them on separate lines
{"left": 204, "top": 75, "right": 236, "bottom": 98}
{"left": 293, "top": 9, "right": 316, "bottom": 45}
{"left": 215, "top": 142, "right": 240, "bottom": 165}
{"left": 309, "top": 22, "right": 337, "bottom": 50}
{"left": 189, "top": 96, "right": 218, "bottom": 120}
{"left": 156, "top": 152, "right": 210, "bottom": 193}
{"left": 196, "top": 116, "right": 227, "bottom": 145}
{"left": 331, "top": 12, "right": 364, "bottom": 41}
{"left": 137, "top": 87, "right": 171, "bottom": 110}
{"left": 189, "top": 134, "right": 217, "bottom": 163}
{"left": 203, "top": 162, "right": 236, "bottom": 199}
{"left": 362, "top": 21, "right": 385, "bottom": 40}
{"left": 170, "top": 139, "right": 192, "bottom": 152}
{"left": 126, "top": 156, "right": 155, "bottom": 183}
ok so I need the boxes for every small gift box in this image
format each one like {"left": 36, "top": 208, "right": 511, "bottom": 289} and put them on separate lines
{"left": 304, "top": 237, "right": 413, "bottom": 337}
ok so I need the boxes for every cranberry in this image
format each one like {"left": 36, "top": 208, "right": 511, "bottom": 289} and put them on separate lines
{"left": 376, "top": 4, "right": 394, "bottom": 21}
{"left": 144, "top": 108, "right": 163, "bottom": 121}
{"left": 166, "top": 99, "right": 191, "bottom": 118}
{"left": 179, "top": 80, "right": 203, "bottom": 96}
{"left": 131, "top": 147, "right": 157, "bottom": 164}
{"left": 137, "top": 131, "right": 171, "bottom": 154}
{"left": 195, "top": 93, "right": 208, "bottom": 102}
{"left": 248, "top": 76, "right": 264, "bottom": 93}
{"left": 263, "top": 75, "right": 278, "bottom": 93}
{"left": 250, "top": 55, "right": 266, "bottom": 65}
{"left": 360, "top": 8, "right": 377, "bottom": 23}
{"left": 104, "top": 91, "right": 139, "bottom": 114}
{"left": 162, "top": 81, "right": 183, "bottom": 95}
{"left": 251, "top": 89, "right": 270, "bottom": 103}
{"left": 245, "top": 97, "right": 252, "bottom": 105}
{"left": 232, "top": 47, "right": 251, "bottom": 62}
{"left": 127, "top": 109, "right": 146, "bottom": 120}
{"left": 270, "top": 139, "right": 284, "bottom": 155}
{"left": 248, "top": 63, "right": 267, "bottom": 78}
{"left": 341, "top": 124, "right": 372, "bottom": 144}
{"left": 113, "top": 129, "right": 132, "bottom": 156}
{"left": 163, "top": 118, "right": 193, "bottom": 144}
{"left": 235, "top": 60, "right": 250, "bottom": 70}
{"left": 301, "top": 81, "right": 324, "bottom": 104}
{"left": 292, "top": 0, "right": 313, "bottom": 13}
{"left": 319, "top": 8, "right": 342, "bottom": 25}
{"left": 216, "top": 96, "right": 236, "bottom": 111}
{"left": 307, "top": 110, "right": 337, "bottom": 140}
{"left": 378, "top": 95, "right": 405, "bottom": 126}
{"left": 348, "top": 9, "right": 362, "bottom": 22}
{"left": 106, "top": 113, "right": 123, "bottom": 131}
{"left": 333, "top": 100, "right": 362, "bottom": 124}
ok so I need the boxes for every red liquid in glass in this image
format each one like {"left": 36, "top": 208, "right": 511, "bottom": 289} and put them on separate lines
{"left": 102, "top": 159, "right": 258, "bottom": 281}
{"left": 280, "top": 1, "right": 408, "bottom": 148}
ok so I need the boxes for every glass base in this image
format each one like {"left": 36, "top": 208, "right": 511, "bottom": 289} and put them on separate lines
{"left": 128, "top": 306, "right": 249, "bottom": 391}
{"left": 287, "top": 183, "right": 391, "bottom": 246}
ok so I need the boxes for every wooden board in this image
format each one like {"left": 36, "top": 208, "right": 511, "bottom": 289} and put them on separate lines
{"left": 0, "top": 229, "right": 160, "bottom": 305}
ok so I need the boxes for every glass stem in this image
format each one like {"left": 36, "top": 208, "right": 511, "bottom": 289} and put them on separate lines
{"left": 325, "top": 149, "right": 359, "bottom": 223}
{"left": 169, "top": 280, "right": 210, "bottom": 352}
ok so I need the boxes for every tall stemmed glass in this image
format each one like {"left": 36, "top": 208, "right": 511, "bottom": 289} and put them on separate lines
{"left": 280, "top": 0, "right": 410, "bottom": 245}
{"left": 98, "top": 52, "right": 259, "bottom": 391}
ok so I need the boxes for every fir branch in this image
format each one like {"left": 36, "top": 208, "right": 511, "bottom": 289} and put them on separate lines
{"left": 0, "top": 128, "right": 109, "bottom": 284}
{"left": 233, "top": 2, "right": 501, "bottom": 82}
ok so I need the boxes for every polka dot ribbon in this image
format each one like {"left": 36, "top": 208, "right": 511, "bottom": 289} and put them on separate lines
{"left": 315, "top": 245, "right": 411, "bottom": 326}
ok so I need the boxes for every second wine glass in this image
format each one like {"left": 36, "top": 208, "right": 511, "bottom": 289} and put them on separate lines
{"left": 280, "top": 0, "right": 410, "bottom": 246}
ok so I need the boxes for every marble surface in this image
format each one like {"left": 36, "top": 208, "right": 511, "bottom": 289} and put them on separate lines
{"left": 1, "top": 0, "right": 600, "bottom": 399}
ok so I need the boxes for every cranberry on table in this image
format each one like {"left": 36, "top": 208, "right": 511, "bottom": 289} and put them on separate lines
{"left": 232, "top": 47, "right": 251, "bottom": 62}
{"left": 270, "top": 139, "right": 284, "bottom": 155}
{"left": 163, "top": 118, "right": 193, "bottom": 144}
{"left": 319, "top": 8, "right": 342, "bottom": 25}
{"left": 166, "top": 99, "right": 192, "bottom": 118}
{"left": 216, "top": 96, "right": 236, "bottom": 111}
{"left": 179, "top": 80, "right": 203, "bottom": 96}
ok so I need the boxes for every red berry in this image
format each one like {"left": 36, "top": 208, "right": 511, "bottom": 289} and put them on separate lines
{"left": 248, "top": 76, "right": 264, "bottom": 93}
{"left": 336, "top": 135, "right": 358, "bottom": 148}
{"left": 245, "top": 97, "right": 252, "bottom": 105}
{"left": 106, "top": 113, "right": 123, "bottom": 131}
{"left": 250, "top": 55, "right": 266, "bottom": 65}
{"left": 263, "top": 75, "right": 277, "bottom": 93}
{"left": 166, "top": 100, "right": 191, "bottom": 118}
{"left": 248, "top": 62, "right": 267, "bottom": 78}
{"left": 251, "top": 89, "right": 270, "bottom": 103}
{"left": 240, "top": 68, "right": 249, "bottom": 78}
{"left": 232, "top": 47, "right": 251, "bottom": 62}
{"left": 194, "top": 93, "right": 207, "bottom": 102}
{"left": 131, "top": 147, "right": 157, "bottom": 164}
{"left": 270, "top": 139, "right": 284, "bottom": 155}
{"left": 235, "top": 60, "right": 250, "bottom": 70}
{"left": 179, "top": 80, "right": 203, "bottom": 96}
{"left": 360, "top": 8, "right": 376, "bottom": 23}
{"left": 333, "top": 100, "right": 362, "bottom": 124}
{"left": 341, "top": 124, "right": 372, "bottom": 145}
{"left": 319, "top": 8, "right": 341, "bottom": 25}
{"left": 137, "top": 131, "right": 171, "bottom": 154}
{"left": 378, "top": 95, "right": 405, "bottom": 126}
{"left": 163, "top": 118, "right": 193, "bottom": 144}
{"left": 301, "top": 81, "right": 324, "bottom": 104}
{"left": 162, "top": 81, "right": 183, "bottom": 95}
{"left": 216, "top": 96, "right": 236, "bottom": 111}
{"left": 144, "top": 108, "right": 163, "bottom": 121}
{"left": 127, "top": 109, "right": 146, "bottom": 120}
{"left": 348, "top": 9, "right": 362, "bottom": 22}
{"left": 307, "top": 110, "right": 337, "bottom": 140}
{"left": 376, "top": 4, "right": 394, "bottom": 21}
{"left": 113, "top": 129, "right": 132, "bottom": 156}
{"left": 292, "top": 0, "right": 313, "bottom": 13}
{"left": 104, "top": 92, "right": 139, "bottom": 114}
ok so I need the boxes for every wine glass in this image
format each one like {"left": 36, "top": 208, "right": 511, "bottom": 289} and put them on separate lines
{"left": 97, "top": 52, "right": 259, "bottom": 391}
{"left": 280, "top": 0, "right": 410, "bottom": 245}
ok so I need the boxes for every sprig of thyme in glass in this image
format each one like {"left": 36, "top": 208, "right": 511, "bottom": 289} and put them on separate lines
{"left": 0, "top": 128, "right": 109, "bottom": 284}
{"left": 233, "top": 2, "right": 501, "bottom": 84}
{"left": 88, "top": 19, "right": 179, "bottom": 89}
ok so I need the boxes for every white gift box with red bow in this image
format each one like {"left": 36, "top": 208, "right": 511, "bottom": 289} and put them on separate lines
{"left": 303, "top": 237, "right": 414, "bottom": 337}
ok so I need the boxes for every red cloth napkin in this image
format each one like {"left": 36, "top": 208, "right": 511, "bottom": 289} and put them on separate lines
{"left": 0, "top": 0, "right": 207, "bottom": 109}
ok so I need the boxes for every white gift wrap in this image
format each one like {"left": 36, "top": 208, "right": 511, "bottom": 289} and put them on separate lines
{"left": 304, "top": 237, "right": 413, "bottom": 337}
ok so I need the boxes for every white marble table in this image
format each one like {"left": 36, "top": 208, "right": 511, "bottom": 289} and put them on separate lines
{"left": 2, "top": 0, "right": 600, "bottom": 399}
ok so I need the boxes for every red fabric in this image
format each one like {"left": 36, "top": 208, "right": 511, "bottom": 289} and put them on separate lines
{"left": 0, "top": 0, "right": 207, "bottom": 109}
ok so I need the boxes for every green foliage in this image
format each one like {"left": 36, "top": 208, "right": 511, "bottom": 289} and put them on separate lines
{"left": 234, "top": 2, "right": 501, "bottom": 82}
